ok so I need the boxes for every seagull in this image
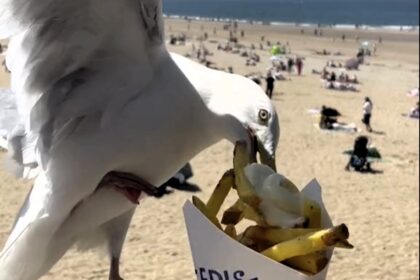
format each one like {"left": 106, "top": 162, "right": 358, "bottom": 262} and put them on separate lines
{"left": 0, "top": 1, "right": 278, "bottom": 280}
{"left": 0, "top": 53, "right": 280, "bottom": 279}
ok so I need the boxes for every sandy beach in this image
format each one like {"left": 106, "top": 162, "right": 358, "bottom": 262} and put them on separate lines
{"left": 0, "top": 19, "right": 418, "bottom": 279}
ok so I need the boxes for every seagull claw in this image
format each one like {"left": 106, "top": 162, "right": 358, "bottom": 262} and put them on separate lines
{"left": 109, "top": 257, "right": 124, "bottom": 280}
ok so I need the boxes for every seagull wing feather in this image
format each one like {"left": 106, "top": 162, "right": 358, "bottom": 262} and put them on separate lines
{"left": 0, "top": 1, "right": 167, "bottom": 279}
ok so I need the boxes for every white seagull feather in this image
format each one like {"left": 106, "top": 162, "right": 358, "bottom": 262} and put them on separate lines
{"left": 0, "top": 1, "right": 279, "bottom": 277}
{"left": 0, "top": 1, "right": 253, "bottom": 279}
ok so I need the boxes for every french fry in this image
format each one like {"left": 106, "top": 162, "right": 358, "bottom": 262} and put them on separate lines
{"left": 222, "top": 199, "right": 266, "bottom": 226}
{"left": 282, "top": 252, "right": 329, "bottom": 275}
{"left": 224, "top": 225, "right": 238, "bottom": 240}
{"left": 206, "top": 169, "right": 235, "bottom": 217}
{"left": 192, "top": 196, "right": 222, "bottom": 230}
{"left": 233, "top": 141, "right": 261, "bottom": 208}
{"left": 190, "top": 141, "right": 353, "bottom": 275}
{"left": 221, "top": 200, "right": 245, "bottom": 225}
{"left": 261, "top": 224, "right": 352, "bottom": 262}
{"left": 303, "top": 197, "right": 322, "bottom": 228}
{"left": 242, "top": 226, "right": 319, "bottom": 245}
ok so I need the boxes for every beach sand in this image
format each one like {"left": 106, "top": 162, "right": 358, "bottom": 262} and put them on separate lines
{"left": 0, "top": 19, "right": 418, "bottom": 279}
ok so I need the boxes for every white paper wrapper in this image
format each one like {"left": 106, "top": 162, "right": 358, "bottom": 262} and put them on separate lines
{"left": 183, "top": 179, "right": 334, "bottom": 280}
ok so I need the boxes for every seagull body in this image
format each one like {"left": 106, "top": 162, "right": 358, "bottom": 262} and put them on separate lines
{"left": 0, "top": 1, "right": 253, "bottom": 279}
{"left": 0, "top": 53, "right": 280, "bottom": 279}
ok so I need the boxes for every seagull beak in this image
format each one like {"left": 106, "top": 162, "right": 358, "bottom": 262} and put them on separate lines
{"left": 257, "top": 140, "right": 277, "bottom": 172}
{"left": 246, "top": 126, "right": 259, "bottom": 163}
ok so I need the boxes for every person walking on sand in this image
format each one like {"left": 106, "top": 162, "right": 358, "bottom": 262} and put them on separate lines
{"left": 296, "top": 57, "right": 303, "bottom": 76}
{"left": 265, "top": 71, "right": 275, "bottom": 99}
{"left": 362, "top": 97, "right": 373, "bottom": 132}
{"left": 287, "top": 57, "right": 294, "bottom": 75}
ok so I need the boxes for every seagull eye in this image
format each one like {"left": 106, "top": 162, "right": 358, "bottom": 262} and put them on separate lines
{"left": 258, "top": 109, "right": 270, "bottom": 123}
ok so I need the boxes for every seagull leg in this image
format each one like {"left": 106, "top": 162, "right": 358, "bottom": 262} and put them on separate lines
{"left": 103, "top": 209, "right": 136, "bottom": 280}
{"left": 110, "top": 257, "right": 123, "bottom": 280}
{"left": 99, "top": 171, "right": 160, "bottom": 280}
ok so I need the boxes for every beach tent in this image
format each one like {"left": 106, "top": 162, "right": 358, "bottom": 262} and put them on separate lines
{"left": 345, "top": 58, "right": 360, "bottom": 70}
{"left": 361, "top": 41, "right": 371, "bottom": 49}
{"left": 271, "top": 45, "right": 282, "bottom": 55}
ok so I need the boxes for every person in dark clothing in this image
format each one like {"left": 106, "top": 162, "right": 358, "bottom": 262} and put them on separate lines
{"left": 319, "top": 106, "right": 340, "bottom": 129}
{"left": 345, "top": 136, "right": 372, "bottom": 172}
{"left": 296, "top": 57, "right": 303, "bottom": 75}
{"left": 329, "top": 71, "right": 337, "bottom": 82}
{"left": 265, "top": 73, "right": 275, "bottom": 99}
{"left": 287, "top": 58, "right": 294, "bottom": 74}
{"left": 362, "top": 97, "right": 373, "bottom": 132}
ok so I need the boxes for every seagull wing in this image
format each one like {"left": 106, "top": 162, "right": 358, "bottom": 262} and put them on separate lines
{"left": 2, "top": 0, "right": 166, "bottom": 160}
{"left": 0, "top": 1, "right": 168, "bottom": 279}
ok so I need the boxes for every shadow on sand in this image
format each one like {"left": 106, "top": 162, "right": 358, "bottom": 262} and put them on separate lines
{"left": 155, "top": 181, "right": 201, "bottom": 198}
{"left": 370, "top": 130, "right": 386, "bottom": 136}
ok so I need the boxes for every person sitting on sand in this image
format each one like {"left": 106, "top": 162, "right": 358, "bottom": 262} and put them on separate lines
{"left": 338, "top": 72, "right": 347, "bottom": 82}
{"left": 327, "top": 60, "right": 338, "bottom": 68}
{"left": 329, "top": 71, "right": 337, "bottom": 82}
{"left": 321, "top": 67, "right": 330, "bottom": 80}
{"left": 319, "top": 106, "right": 340, "bottom": 130}
{"left": 345, "top": 136, "right": 373, "bottom": 172}
{"left": 409, "top": 102, "right": 419, "bottom": 119}
{"left": 347, "top": 74, "right": 358, "bottom": 84}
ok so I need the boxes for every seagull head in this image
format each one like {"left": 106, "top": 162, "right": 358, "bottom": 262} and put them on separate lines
{"left": 246, "top": 103, "right": 280, "bottom": 171}
{"left": 210, "top": 77, "right": 280, "bottom": 170}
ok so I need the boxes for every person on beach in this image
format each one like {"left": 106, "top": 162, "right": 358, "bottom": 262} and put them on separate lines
{"left": 287, "top": 58, "right": 294, "bottom": 74}
{"left": 319, "top": 106, "right": 339, "bottom": 130}
{"left": 329, "top": 71, "right": 337, "bottom": 82}
{"left": 265, "top": 72, "right": 275, "bottom": 99}
{"left": 321, "top": 67, "right": 329, "bottom": 80}
{"left": 296, "top": 57, "right": 303, "bottom": 76}
{"left": 409, "top": 102, "right": 419, "bottom": 119}
{"left": 362, "top": 97, "right": 373, "bottom": 132}
{"left": 345, "top": 136, "right": 373, "bottom": 172}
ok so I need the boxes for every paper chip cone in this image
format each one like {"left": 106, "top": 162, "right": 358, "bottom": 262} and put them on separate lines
{"left": 183, "top": 179, "right": 334, "bottom": 280}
